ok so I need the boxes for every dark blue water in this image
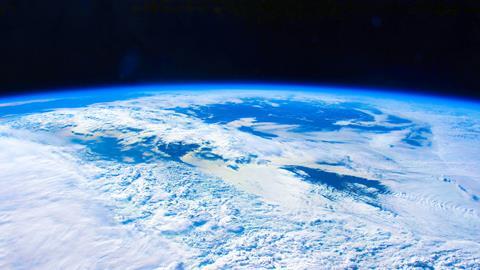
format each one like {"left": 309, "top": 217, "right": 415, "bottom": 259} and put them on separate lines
{"left": 402, "top": 127, "right": 431, "bottom": 147}
{"left": 157, "top": 141, "right": 200, "bottom": 162}
{"left": 194, "top": 148, "right": 225, "bottom": 161}
{"left": 171, "top": 99, "right": 377, "bottom": 132}
{"left": 386, "top": 115, "right": 412, "bottom": 124}
{"left": 81, "top": 137, "right": 152, "bottom": 163}
{"left": 238, "top": 126, "right": 278, "bottom": 139}
{"left": 282, "top": 165, "right": 389, "bottom": 200}
{"left": 78, "top": 136, "right": 199, "bottom": 163}
{"left": 171, "top": 98, "right": 412, "bottom": 134}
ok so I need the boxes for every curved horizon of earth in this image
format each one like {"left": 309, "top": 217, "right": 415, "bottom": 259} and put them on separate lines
{"left": 0, "top": 84, "right": 479, "bottom": 269}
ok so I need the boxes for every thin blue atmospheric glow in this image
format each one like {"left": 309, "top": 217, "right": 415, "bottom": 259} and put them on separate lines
{"left": 0, "top": 83, "right": 479, "bottom": 117}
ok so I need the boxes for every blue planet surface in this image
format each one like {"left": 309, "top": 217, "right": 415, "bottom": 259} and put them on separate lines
{"left": 0, "top": 84, "right": 479, "bottom": 269}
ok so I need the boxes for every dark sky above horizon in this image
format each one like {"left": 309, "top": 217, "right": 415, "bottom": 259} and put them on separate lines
{"left": 1, "top": 1, "right": 479, "bottom": 99}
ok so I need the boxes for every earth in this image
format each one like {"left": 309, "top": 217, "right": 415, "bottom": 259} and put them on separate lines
{"left": 0, "top": 84, "right": 479, "bottom": 269}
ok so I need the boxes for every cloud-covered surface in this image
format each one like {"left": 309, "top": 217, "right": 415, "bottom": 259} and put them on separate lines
{"left": 1, "top": 89, "right": 479, "bottom": 268}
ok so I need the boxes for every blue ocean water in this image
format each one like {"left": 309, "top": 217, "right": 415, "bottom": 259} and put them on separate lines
{"left": 282, "top": 165, "right": 389, "bottom": 199}
{"left": 171, "top": 99, "right": 378, "bottom": 132}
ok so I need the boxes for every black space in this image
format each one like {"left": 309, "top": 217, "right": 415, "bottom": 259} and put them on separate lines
{"left": 1, "top": 1, "right": 479, "bottom": 99}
